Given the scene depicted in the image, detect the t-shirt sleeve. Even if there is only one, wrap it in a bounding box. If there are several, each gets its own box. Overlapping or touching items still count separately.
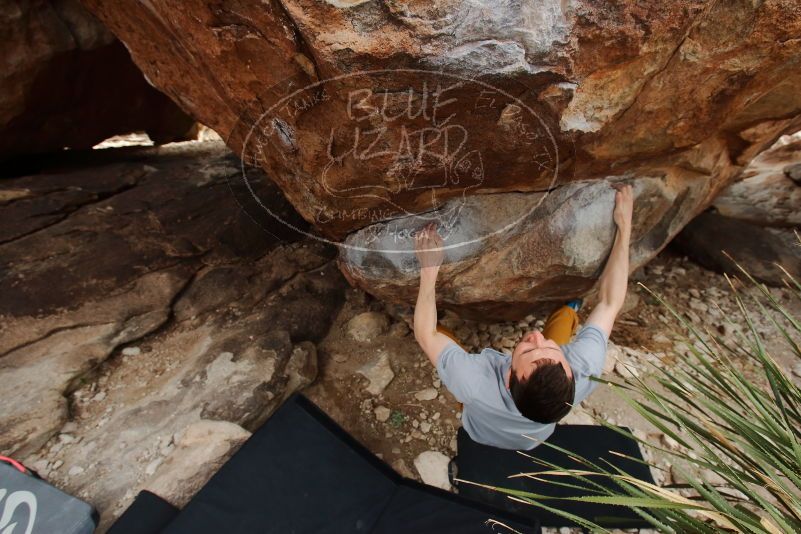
[435,342,486,404]
[563,324,609,404]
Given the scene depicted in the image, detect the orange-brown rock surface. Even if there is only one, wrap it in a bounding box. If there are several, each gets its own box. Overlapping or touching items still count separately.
[1,0,196,159]
[82,0,801,316]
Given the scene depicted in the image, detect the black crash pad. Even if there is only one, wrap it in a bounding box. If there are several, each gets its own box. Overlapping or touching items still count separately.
[455,425,656,528]
[108,491,178,534]
[156,395,537,534]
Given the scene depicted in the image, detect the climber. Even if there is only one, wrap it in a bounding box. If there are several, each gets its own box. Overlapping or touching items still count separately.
[412,183,634,450]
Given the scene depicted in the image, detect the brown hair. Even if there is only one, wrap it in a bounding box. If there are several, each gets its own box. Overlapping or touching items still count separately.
[509,362,576,423]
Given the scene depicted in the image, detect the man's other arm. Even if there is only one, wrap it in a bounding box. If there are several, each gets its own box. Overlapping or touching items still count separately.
[586,184,634,336]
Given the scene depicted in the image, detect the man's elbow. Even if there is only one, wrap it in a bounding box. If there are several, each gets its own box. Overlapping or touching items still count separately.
[595,299,623,323]
[598,285,626,313]
[413,327,431,350]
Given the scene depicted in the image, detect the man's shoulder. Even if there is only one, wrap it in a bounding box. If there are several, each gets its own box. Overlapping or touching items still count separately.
[563,324,609,377]
[476,347,509,368]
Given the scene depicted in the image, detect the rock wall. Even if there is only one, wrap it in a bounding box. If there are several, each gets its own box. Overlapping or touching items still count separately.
[80,0,801,315]
[713,132,801,227]
[0,0,196,159]
[674,131,801,286]
[0,141,348,527]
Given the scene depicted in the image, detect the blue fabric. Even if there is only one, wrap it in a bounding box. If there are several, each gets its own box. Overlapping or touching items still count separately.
[436,324,608,450]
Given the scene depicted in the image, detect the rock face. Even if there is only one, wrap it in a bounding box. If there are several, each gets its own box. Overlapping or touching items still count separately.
[675,132,801,286]
[342,173,713,318]
[0,140,347,528]
[81,0,801,314]
[674,211,801,286]
[713,133,801,227]
[0,0,195,159]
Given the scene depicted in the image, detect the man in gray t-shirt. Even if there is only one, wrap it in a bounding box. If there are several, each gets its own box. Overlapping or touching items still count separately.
[412,184,634,450]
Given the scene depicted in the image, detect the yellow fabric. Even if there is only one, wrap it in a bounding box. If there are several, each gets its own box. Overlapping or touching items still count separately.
[436,324,465,350]
[541,305,579,345]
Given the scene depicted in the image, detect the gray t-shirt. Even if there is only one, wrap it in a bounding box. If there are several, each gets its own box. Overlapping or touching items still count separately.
[436,324,609,450]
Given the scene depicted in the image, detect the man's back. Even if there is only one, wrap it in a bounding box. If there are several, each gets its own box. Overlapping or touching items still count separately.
[437,324,609,450]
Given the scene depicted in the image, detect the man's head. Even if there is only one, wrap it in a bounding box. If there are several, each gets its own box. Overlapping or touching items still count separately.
[508,330,575,424]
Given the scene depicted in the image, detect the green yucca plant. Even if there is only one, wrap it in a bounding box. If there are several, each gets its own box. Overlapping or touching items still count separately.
[488,250,801,533]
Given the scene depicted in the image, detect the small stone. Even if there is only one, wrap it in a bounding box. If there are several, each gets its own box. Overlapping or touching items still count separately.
[388,322,410,338]
[58,433,76,444]
[661,434,681,451]
[68,466,84,476]
[621,291,640,314]
[346,312,390,342]
[414,388,438,401]
[689,298,708,313]
[374,406,391,422]
[686,310,701,324]
[701,469,726,486]
[391,458,414,478]
[414,451,451,490]
[432,412,440,420]
[62,421,78,433]
[420,421,432,433]
[357,352,394,395]
[688,288,701,299]
[652,333,670,344]
[412,419,419,428]
[32,459,49,473]
[122,346,141,356]
[92,391,107,402]
[433,379,441,388]
[51,460,63,470]
[604,341,622,375]
[615,360,639,379]
[560,410,595,425]
[145,458,163,476]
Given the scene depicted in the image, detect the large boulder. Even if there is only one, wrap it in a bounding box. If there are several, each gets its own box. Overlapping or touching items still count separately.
[0,0,195,159]
[81,0,801,313]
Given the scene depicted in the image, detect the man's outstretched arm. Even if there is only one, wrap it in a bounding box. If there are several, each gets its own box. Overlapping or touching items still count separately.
[413,224,454,367]
[586,184,634,336]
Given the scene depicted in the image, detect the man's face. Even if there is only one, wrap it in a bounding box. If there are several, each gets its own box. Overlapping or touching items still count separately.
[510,330,573,382]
